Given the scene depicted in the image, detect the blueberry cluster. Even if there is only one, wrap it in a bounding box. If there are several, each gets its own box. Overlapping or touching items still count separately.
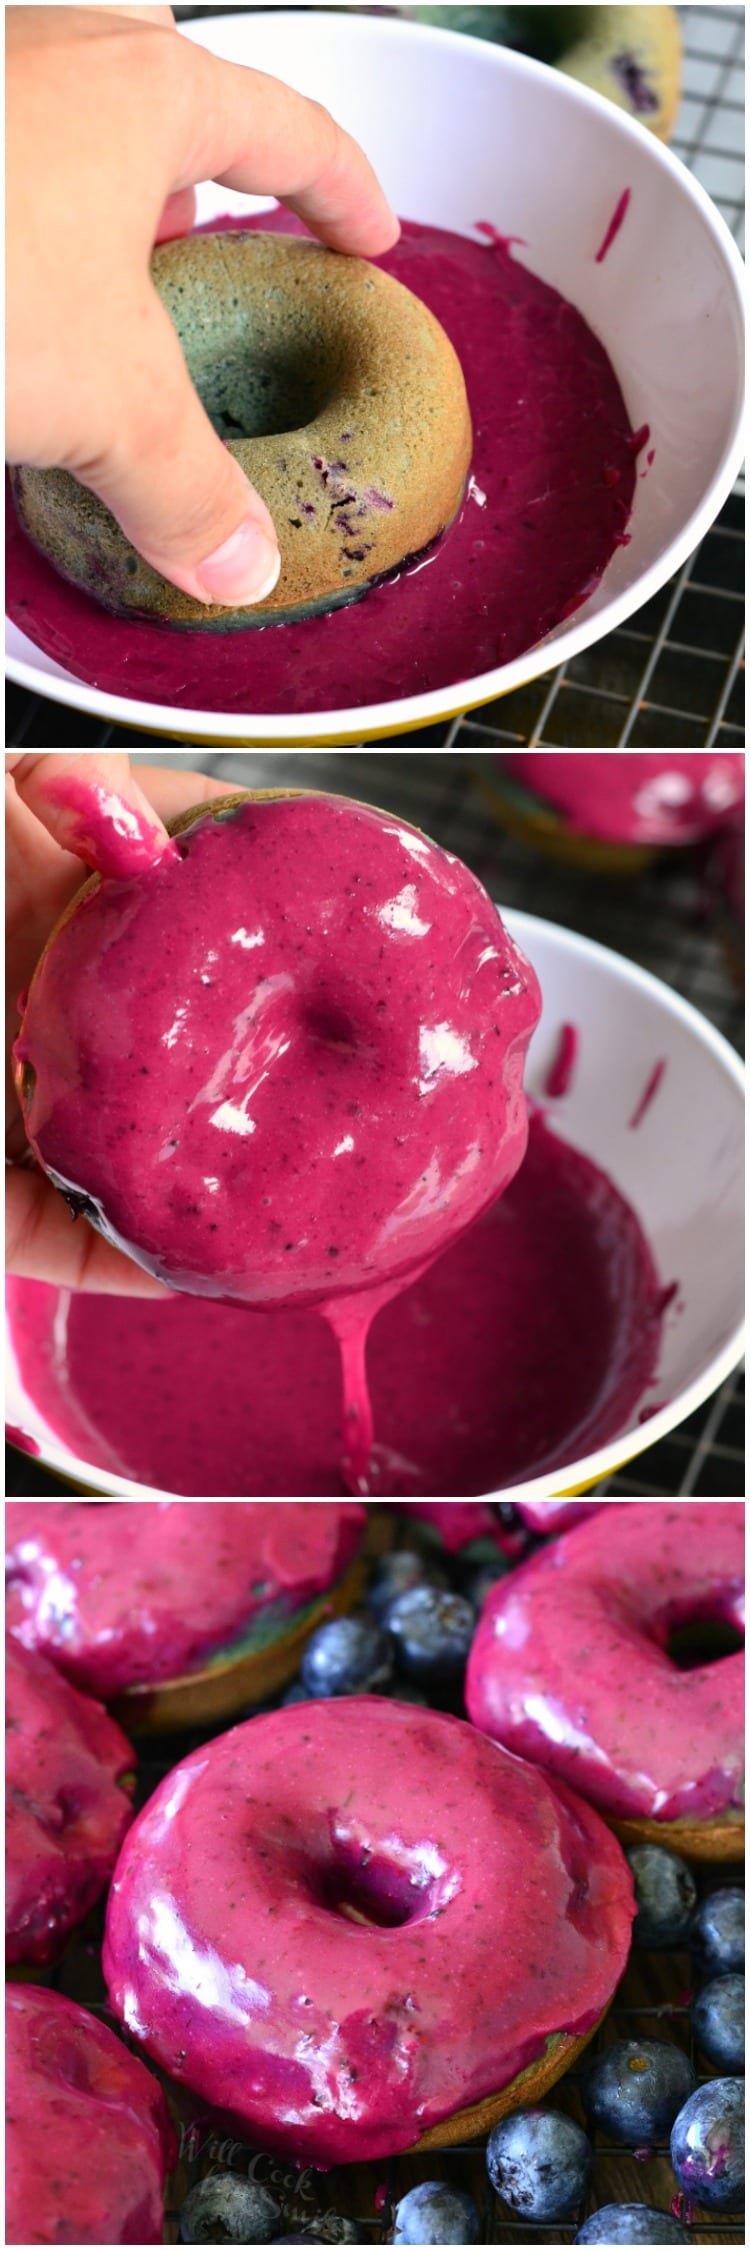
[284,1540,502,1705]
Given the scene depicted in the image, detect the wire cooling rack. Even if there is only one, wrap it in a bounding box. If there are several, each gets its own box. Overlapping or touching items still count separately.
[5,5,744,751]
[9,741,740,1506]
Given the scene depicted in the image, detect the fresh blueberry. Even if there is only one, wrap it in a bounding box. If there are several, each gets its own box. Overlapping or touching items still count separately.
[385,1584,475,1683]
[486,2108,592,2221]
[392,2181,481,2244]
[458,1540,513,1613]
[670,2078,744,2212]
[691,1887,744,1974]
[576,2207,690,2243]
[280,1679,311,1705]
[179,2173,281,2243]
[690,1973,744,2072]
[626,1846,697,1948]
[367,1549,447,1624]
[582,2040,695,2145]
[300,1614,393,1698]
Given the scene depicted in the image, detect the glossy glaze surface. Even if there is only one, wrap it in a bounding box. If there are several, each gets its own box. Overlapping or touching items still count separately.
[6,1632,134,1963]
[467,1504,744,1821]
[15,794,540,1309]
[500,755,744,845]
[5,1502,364,1695]
[6,1113,668,1496]
[7,213,642,715]
[6,1984,174,2246]
[517,1502,600,1532]
[103,1698,634,2162]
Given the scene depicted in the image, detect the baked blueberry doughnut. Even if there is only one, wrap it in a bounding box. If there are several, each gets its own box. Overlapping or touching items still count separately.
[6,1984,174,2247]
[103,1697,634,2162]
[6,1501,365,1731]
[482,754,745,873]
[467,1503,744,1860]
[12,231,472,628]
[6,1632,134,1966]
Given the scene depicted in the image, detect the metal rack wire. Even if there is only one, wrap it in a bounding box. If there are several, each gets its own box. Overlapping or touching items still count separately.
[5,5,744,751]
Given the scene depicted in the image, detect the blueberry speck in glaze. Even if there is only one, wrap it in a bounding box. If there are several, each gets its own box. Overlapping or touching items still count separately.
[367,1549,447,1625]
[691,1887,744,1974]
[486,2108,593,2221]
[179,2173,281,2243]
[582,2040,695,2145]
[385,1584,475,1683]
[300,1614,393,1698]
[392,2180,481,2244]
[626,1846,697,1949]
[670,2078,744,2212]
[690,1974,744,2072]
[576,2208,690,2244]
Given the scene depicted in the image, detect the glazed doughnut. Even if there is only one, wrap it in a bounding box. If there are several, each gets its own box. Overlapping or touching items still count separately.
[517,1501,600,1532]
[6,1501,365,1731]
[466,1504,744,1860]
[6,1633,134,1966]
[103,1697,634,2163]
[484,754,745,870]
[6,1985,174,2247]
[13,791,540,1311]
[12,232,472,628]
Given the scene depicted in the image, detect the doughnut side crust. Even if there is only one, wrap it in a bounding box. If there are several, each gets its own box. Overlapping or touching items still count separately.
[466,1502,744,1824]
[6,1985,174,2247]
[103,1698,634,2163]
[5,1633,135,1964]
[12,232,472,627]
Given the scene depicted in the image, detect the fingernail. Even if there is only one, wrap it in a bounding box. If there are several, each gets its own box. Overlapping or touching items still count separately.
[196,517,281,605]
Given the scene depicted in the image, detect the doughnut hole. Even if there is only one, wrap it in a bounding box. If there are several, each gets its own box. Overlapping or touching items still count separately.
[312,1823,458,1929]
[666,1615,744,1671]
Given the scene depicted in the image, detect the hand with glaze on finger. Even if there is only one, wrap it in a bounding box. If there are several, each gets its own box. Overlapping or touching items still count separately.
[5,752,228,1292]
[6,6,399,610]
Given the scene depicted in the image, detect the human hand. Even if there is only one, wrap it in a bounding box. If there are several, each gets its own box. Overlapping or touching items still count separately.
[6,5,399,608]
[6,751,230,1292]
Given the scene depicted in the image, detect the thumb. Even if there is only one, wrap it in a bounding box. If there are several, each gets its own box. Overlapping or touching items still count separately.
[76,283,280,608]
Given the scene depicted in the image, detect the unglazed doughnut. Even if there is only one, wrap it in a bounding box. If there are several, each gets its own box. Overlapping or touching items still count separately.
[6,1632,134,1965]
[103,1697,634,2163]
[12,231,472,629]
[467,1503,744,1860]
[6,1985,174,2247]
[404,6,681,138]
[13,791,540,1310]
[6,1501,365,1730]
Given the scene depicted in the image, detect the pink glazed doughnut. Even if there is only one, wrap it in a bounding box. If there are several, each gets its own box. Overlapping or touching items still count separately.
[466,1503,744,1860]
[6,1501,365,1732]
[103,1697,634,2163]
[6,1984,174,2247]
[6,1633,134,1965]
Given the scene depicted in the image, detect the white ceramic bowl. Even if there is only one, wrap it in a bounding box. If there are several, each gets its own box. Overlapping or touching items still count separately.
[6,8,745,745]
[6,909,745,1499]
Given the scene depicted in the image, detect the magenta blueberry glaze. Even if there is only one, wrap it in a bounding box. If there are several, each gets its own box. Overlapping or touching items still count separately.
[466,1503,744,1823]
[6,1114,668,1496]
[5,1502,364,1696]
[102,1698,634,2163]
[400,1503,503,1550]
[7,212,642,716]
[5,1632,134,1964]
[15,794,540,1311]
[42,772,177,881]
[499,755,745,845]
[517,1501,600,1532]
[6,1984,174,2247]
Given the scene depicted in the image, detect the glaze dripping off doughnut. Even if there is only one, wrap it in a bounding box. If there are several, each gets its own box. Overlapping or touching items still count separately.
[466,1503,744,1859]
[103,1697,634,2163]
[12,232,472,628]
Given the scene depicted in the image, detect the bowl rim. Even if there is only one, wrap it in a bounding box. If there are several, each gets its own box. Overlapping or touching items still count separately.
[5,906,745,1501]
[6,7,746,743]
